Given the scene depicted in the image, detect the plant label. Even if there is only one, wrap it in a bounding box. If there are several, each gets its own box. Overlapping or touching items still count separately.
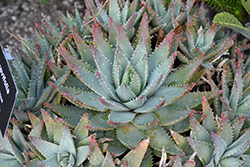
[0,44,17,137]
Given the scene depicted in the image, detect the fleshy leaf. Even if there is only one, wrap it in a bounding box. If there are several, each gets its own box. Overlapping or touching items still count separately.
[171,130,193,155]
[121,138,149,167]
[211,132,227,164]
[187,137,214,165]
[155,106,194,126]
[45,103,87,127]
[116,83,136,102]
[28,111,41,127]
[51,83,104,111]
[148,30,174,73]
[164,53,204,85]
[116,123,144,148]
[140,55,175,97]
[92,46,113,82]
[12,120,28,151]
[59,46,106,97]
[232,116,245,140]
[222,139,250,158]
[123,95,147,109]
[108,111,136,125]
[109,0,120,26]
[93,23,114,62]
[128,72,141,96]
[190,115,212,144]
[73,113,89,143]
[113,46,130,88]
[171,90,223,109]
[89,135,105,167]
[53,120,64,145]
[219,157,245,167]
[117,23,133,59]
[59,126,76,157]
[72,28,95,67]
[99,97,129,111]
[76,146,90,166]
[104,130,127,157]
[134,98,165,113]
[230,129,250,151]
[136,12,151,52]
[153,83,195,106]
[59,45,94,72]
[37,154,58,167]
[219,112,233,146]
[41,109,54,142]
[149,127,185,156]
[135,52,148,91]
[96,70,120,101]
[101,152,116,167]
[229,59,242,112]
[202,96,216,132]
[108,17,118,47]
[88,113,115,130]
[132,113,158,129]
[29,136,59,158]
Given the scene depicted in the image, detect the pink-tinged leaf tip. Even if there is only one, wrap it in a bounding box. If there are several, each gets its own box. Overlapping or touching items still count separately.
[221,112,228,123]
[155,99,165,108]
[108,121,123,126]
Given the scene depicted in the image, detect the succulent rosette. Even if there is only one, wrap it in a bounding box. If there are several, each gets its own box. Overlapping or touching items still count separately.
[49,12,222,156]
[28,110,90,167]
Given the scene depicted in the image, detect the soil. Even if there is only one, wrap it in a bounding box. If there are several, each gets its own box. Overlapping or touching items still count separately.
[0,0,85,48]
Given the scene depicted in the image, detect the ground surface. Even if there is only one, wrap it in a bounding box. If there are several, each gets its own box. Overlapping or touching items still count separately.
[0,0,85,48]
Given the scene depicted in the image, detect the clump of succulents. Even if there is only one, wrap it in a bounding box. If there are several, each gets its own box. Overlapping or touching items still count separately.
[0,107,151,166]
[10,44,70,124]
[178,1,234,70]
[187,96,250,166]
[2,0,250,166]
[0,119,34,167]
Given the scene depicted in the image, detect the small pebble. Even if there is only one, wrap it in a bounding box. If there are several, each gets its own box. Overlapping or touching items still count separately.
[11,16,17,21]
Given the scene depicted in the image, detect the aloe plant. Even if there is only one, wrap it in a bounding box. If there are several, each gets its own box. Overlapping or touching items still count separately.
[29,112,90,167]
[187,96,250,166]
[145,0,195,34]
[0,119,42,167]
[48,5,225,159]
[10,46,70,123]
[202,38,250,123]
[178,2,234,70]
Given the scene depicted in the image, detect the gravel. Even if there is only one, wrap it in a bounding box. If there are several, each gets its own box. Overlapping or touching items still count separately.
[0,0,85,48]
